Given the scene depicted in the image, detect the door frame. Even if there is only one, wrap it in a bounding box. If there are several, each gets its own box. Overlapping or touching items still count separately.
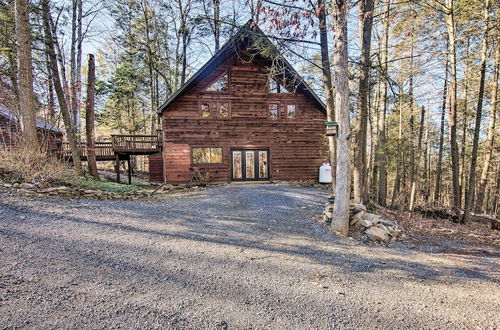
[230,148,270,182]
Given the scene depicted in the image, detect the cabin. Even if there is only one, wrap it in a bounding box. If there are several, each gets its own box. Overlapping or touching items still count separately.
[0,105,63,152]
[155,21,328,184]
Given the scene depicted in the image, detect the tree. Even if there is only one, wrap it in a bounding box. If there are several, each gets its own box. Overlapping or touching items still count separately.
[353,0,374,204]
[42,0,83,176]
[330,0,350,236]
[475,41,499,213]
[86,54,98,179]
[462,0,491,224]
[14,0,39,149]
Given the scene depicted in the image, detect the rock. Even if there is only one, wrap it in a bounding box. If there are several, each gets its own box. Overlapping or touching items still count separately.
[19,183,35,189]
[360,219,373,228]
[350,210,365,225]
[83,190,97,194]
[2,183,13,188]
[13,183,19,188]
[350,203,366,215]
[365,226,390,242]
[364,213,382,224]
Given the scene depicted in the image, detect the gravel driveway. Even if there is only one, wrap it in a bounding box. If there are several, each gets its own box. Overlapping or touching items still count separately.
[0,184,498,329]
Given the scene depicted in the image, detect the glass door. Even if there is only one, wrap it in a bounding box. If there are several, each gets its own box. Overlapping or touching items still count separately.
[231,150,269,181]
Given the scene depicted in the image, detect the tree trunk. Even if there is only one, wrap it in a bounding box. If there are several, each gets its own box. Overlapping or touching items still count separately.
[14,0,39,150]
[69,0,83,137]
[213,0,220,52]
[462,0,491,224]
[376,0,390,206]
[86,54,98,179]
[42,0,83,176]
[409,105,425,212]
[318,0,337,194]
[475,42,499,213]
[434,58,448,203]
[45,52,56,123]
[353,0,374,204]
[444,0,461,216]
[330,0,351,236]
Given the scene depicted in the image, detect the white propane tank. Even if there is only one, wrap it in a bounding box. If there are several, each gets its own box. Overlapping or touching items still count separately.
[319,162,332,183]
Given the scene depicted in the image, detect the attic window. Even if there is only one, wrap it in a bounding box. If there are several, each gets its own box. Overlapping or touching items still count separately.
[269,104,279,119]
[201,103,211,117]
[206,73,228,91]
[287,104,296,118]
[268,76,289,93]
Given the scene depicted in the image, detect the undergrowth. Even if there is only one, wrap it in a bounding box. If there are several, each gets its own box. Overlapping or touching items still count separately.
[0,146,142,193]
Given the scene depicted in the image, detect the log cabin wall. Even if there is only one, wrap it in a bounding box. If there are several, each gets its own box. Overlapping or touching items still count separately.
[162,55,328,184]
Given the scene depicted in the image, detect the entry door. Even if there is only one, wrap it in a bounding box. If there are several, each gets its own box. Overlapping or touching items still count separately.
[231,150,269,181]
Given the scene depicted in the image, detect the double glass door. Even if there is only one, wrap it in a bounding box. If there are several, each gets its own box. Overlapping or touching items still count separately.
[231,149,269,181]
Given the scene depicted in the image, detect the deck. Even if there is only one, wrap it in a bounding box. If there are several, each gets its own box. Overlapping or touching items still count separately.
[60,133,162,161]
[59,132,162,184]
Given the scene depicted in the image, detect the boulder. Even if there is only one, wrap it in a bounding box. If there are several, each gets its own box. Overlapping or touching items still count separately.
[364,213,382,224]
[350,203,367,215]
[360,219,373,228]
[350,210,365,226]
[365,226,390,242]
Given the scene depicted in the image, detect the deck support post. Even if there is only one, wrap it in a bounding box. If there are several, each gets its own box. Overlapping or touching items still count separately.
[115,155,121,183]
[127,156,132,185]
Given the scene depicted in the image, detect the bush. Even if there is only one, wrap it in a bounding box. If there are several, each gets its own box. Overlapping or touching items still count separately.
[0,146,76,185]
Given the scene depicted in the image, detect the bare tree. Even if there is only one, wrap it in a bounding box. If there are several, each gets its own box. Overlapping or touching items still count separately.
[462,0,491,223]
[85,54,98,179]
[434,57,448,203]
[42,0,83,176]
[14,0,39,149]
[475,41,499,213]
[330,0,351,236]
[353,0,374,204]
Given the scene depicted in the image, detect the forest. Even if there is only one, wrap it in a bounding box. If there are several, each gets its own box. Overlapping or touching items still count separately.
[0,0,498,232]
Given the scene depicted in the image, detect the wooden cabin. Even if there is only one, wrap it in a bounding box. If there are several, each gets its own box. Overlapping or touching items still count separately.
[0,105,63,152]
[155,21,328,184]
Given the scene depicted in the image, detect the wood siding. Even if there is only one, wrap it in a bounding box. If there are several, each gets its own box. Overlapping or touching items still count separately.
[0,116,63,152]
[161,55,327,184]
[148,152,164,183]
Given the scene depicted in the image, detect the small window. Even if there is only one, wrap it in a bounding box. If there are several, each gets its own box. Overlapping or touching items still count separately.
[219,102,229,117]
[201,103,211,117]
[269,104,279,119]
[206,73,228,91]
[268,76,289,93]
[192,147,223,164]
[287,104,296,118]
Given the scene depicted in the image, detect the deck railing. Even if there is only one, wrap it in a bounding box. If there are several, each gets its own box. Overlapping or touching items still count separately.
[61,141,114,159]
[112,133,162,153]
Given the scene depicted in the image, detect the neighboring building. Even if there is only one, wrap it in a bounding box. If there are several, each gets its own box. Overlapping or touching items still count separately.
[0,105,63,151]
[155,21,328,184]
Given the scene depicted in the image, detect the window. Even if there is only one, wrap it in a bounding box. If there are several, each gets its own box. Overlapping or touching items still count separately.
[287,104,296,118]
[268,104,279,119]
[268,76,289,93]
[201,103,211,117]
[219,102,229,117]
[206,73,228,91]
[192,147,223,164]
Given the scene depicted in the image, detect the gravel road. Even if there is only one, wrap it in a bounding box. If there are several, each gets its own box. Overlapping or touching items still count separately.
[0,184,498,329]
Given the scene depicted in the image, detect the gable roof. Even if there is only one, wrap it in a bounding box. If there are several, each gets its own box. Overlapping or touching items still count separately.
[0,105,63,134]
[157,20,326,114]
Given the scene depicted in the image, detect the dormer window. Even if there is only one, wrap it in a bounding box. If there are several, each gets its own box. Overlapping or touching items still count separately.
[206,72,228,91]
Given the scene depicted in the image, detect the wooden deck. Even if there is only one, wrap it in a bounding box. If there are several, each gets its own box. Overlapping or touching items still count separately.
[60,132,162,161]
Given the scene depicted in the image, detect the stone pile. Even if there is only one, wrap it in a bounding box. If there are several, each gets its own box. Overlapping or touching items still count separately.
[1,183,152,200]
[324,202,401,243]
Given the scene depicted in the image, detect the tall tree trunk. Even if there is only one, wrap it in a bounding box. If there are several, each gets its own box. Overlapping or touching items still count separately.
[353,0,374,204]
[42,0,83,176]
[45,52,56,122]
[376,0,390,206]
[213,0,220,52]
[475,42,499,213]
[318,0,337,194]
[444,0,461,216]
[14,0,39,149]
[409,105,425,212]
[462,0,491,223]
[70,0,83,137]
[460,37,470,205]
[86,54,98,179]
[434,57,448,203]
[331,0,350,236]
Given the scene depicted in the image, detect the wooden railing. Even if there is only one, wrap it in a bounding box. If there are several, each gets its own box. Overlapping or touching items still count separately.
[58,131,162,159]
[112,133,162,153]
[61,141,114,159]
